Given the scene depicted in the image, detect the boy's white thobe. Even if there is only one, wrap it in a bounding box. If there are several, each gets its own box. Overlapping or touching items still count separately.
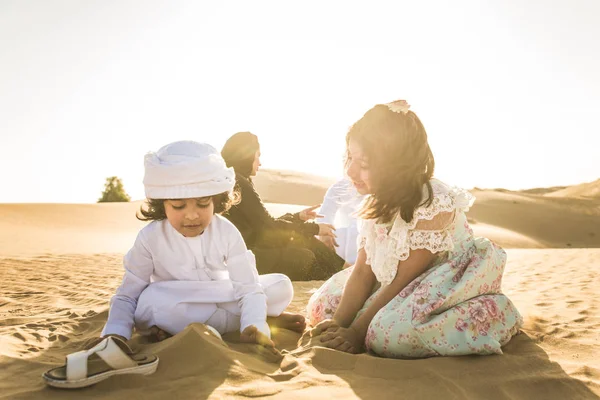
[317,178,366,264]
[102,215,292,339]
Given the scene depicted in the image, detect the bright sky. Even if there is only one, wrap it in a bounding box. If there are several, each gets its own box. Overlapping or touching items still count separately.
[1,0,599,203]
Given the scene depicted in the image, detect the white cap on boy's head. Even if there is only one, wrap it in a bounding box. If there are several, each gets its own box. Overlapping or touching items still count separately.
[143,141,235,199]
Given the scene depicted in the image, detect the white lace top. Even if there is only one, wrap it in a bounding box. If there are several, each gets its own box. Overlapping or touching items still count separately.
[358,179,475,286]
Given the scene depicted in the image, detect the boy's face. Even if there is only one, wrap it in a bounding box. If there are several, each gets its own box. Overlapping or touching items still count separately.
[164,197,214,237]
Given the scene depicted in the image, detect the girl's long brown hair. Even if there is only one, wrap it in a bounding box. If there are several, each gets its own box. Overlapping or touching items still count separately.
[347,104,435,224]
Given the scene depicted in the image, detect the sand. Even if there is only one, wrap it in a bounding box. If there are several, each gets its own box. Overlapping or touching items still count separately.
[544,178,600,200]
[1,172,599,399]
[253,169,337,206]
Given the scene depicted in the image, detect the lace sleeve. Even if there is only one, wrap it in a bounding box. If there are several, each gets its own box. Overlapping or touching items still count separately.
[389,183,473,261]
[363,181,474,286]
[408,211,455,254]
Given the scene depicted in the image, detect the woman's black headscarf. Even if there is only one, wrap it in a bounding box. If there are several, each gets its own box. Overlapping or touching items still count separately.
[221,131,260,178]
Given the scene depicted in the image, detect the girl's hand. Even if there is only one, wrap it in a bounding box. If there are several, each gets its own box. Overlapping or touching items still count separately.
[310,319,340,336]
[320,326,362,354]
[298,205,324,221]
[240,325,282,362]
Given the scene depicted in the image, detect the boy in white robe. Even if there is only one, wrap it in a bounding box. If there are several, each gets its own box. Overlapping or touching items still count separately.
[316,177,365,264]
[99,141,305,354]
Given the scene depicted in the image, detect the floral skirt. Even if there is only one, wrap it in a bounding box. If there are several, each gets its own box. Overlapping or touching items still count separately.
[306,237,523,358]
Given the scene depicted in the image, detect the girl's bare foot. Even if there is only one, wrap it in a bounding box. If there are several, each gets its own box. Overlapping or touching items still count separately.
[240,325,283,362]
[268,312,307,333]
[149,325,172,342]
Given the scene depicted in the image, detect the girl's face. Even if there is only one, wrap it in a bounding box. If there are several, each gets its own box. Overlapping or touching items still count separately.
[251,149,261,176]
[346,139,372,195]
[164,197,214,237]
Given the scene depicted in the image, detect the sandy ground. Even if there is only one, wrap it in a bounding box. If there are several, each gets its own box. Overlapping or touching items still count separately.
[1,173,599,399]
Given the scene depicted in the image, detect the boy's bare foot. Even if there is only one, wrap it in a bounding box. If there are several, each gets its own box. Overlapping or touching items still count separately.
[267,312,306,333]
[240,325,283,363]
[149,325,172,342]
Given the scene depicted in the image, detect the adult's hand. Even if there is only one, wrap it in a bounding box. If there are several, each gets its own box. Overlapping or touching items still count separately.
[318,235,338,250]
[318,223,337,238]
[298,205,324,221]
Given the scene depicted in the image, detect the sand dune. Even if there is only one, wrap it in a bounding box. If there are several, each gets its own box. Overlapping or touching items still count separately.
[0,202,147,255]
[1,173,599,398]
[0,202,305,256]
[2,173,599,256]
[253,170,600,249]
[517,186,568,195]
[545,178,600,199]
[253,169,336,206]
[467,189,600,248]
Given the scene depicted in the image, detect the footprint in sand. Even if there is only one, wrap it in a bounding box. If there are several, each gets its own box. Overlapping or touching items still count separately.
[76,322,92,330]
[545,327,560,335]
[557,331,575,339]
[47,333,69,342]
[25,323,52,329]
[566,300,583,308]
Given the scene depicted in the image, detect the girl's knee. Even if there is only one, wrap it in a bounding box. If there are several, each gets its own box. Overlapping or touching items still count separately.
[365,317,427,358]
[364,321,387,355]
[306,289,341,326]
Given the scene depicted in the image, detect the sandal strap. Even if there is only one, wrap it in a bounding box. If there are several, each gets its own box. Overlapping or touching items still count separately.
[66,337,137,381]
